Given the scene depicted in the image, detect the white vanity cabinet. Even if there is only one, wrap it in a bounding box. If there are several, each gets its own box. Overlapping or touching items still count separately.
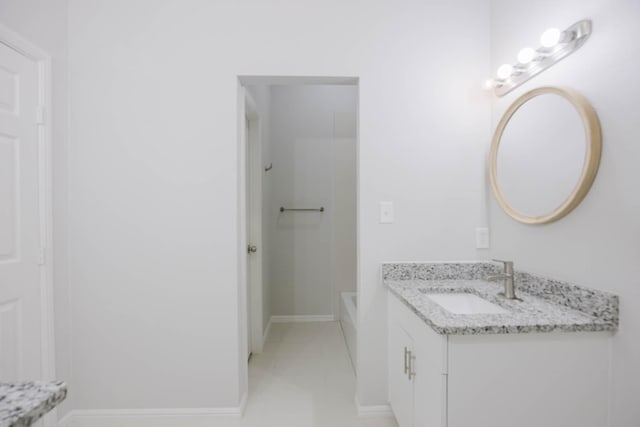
[387,291,611,427]
[387,319,416,427]
[388,293,447,427]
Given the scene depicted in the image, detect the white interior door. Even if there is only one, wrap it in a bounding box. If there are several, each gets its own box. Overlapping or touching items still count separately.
[245,117,252,360]
[0,41,43,381]
[244,90,263,357]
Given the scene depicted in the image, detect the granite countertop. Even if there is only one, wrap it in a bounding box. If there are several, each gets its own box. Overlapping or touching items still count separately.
[0,381,67,427]
[383,262,619,336]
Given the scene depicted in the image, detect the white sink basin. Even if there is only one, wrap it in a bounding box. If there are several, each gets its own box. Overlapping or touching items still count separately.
[425,293,509,315]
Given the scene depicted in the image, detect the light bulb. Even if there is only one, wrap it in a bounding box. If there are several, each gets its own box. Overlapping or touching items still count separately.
[517,47,535,64]
[497,64,513,79]
[540,28,561,47]
[483,79,495,90]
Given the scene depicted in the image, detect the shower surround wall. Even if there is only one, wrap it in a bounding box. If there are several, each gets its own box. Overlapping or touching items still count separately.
[267,85,357,319]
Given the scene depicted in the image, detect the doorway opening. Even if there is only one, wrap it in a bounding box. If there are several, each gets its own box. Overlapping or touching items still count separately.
[238,76,359,416]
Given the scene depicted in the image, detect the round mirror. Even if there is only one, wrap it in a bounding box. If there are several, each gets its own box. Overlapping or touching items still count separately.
[489,87,601,224]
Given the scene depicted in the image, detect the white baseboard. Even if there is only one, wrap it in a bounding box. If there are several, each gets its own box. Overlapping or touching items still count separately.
[58,399,247,427]
[270,315,335,323]
[354,395,395,418]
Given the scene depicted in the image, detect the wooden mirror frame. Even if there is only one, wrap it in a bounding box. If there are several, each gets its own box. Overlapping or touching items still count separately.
[489,87,602,224]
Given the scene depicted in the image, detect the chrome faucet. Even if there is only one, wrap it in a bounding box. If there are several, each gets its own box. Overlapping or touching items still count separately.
[487,259,517,299]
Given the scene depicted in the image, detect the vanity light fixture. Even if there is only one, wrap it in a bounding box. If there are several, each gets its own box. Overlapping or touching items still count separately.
[540,28,562,48]
[486,19,592,97]
[497,64,514,79]
[517,47,535,65]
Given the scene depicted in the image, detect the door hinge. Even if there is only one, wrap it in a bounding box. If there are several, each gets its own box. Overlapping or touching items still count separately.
[36,106,45,126]
[37,247,46,265]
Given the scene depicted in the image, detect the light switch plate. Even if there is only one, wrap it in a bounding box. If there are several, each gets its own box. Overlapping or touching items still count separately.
[379,201,394,224]
[476,227,490,249]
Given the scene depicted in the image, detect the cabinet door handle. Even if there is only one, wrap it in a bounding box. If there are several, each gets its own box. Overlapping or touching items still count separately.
[408,353,416,380]
[404,347,409,374]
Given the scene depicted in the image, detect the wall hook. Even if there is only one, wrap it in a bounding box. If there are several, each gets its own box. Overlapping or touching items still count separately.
[264,163,273,172]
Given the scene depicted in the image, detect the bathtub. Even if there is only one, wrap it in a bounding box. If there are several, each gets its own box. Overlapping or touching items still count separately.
[340,291,357,374]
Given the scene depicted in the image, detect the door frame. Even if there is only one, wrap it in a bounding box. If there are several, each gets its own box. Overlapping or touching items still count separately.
[0,24,56,426]
[236,76,359,409]
[245,90,263,356]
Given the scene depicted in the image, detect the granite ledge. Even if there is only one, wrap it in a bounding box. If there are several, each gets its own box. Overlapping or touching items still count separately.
[0,381,67,427]
[383,262,619,336]
[387,279,617,335]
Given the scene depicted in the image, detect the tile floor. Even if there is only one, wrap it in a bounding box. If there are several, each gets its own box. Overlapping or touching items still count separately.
[238,321,398,427]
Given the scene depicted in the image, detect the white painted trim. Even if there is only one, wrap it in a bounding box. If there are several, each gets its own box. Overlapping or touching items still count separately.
[244,89,259,120]
[37,43,56,393]
[354,395,395,418]
[270,315,335,323]
[239,75,358,86]
[238,391,248,416]
[0,24,56,427]
[237,84,250,404]
[354,84,363,423]
[57,404,247,426]
[262,316,272,347]
[0,25,50,60]
[57,411,73,427]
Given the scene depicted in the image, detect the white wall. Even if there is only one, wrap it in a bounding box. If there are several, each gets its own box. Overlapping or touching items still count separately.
[489,1,640,425]
[67,0,491,410]
[267,85,356,318]
[0,0,72,417]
